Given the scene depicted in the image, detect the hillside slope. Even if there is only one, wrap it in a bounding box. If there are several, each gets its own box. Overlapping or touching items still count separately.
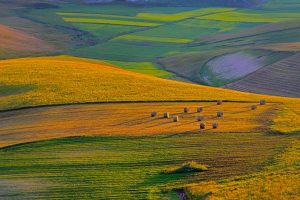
[224,53,300,97]
[0,56,291,111]
[0,24,54,59]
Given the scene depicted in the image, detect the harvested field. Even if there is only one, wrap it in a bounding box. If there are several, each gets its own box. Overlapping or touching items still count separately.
[0,102,281,148]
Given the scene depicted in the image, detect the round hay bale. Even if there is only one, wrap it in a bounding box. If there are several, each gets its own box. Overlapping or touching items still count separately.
[217,111,223,118]
[217,100,223,105]
[184,107,189,113]
[164,112,170,118]
[200,122,205,129]
[151,112,157,117]
[197,107,203,113]
[212,122,218,129]
[260,99,266,105]
[173,115,179,122]
[251,105,257,110]
[196,116,204,121]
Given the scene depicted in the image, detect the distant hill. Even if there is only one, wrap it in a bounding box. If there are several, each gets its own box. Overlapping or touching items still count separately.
[0,24,54,59]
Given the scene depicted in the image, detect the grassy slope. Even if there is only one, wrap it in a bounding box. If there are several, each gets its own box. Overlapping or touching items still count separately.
[0,55,275,109]
[0,24,54,58]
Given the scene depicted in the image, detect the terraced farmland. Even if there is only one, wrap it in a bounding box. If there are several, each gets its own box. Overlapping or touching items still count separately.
[224,53,300,98]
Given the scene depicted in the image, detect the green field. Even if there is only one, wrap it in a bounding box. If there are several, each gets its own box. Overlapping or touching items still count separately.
[197,10,298,23]
[136,7,235,21]
[0,133,295,199]
[105,60,174,78]
[19,3,299,88]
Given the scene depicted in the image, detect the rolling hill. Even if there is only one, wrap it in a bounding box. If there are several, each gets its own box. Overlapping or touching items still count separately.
[0,55,273,111]
[0,24,54,59]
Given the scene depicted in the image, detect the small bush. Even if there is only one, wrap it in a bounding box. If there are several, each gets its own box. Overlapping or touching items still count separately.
[162,161,208,174]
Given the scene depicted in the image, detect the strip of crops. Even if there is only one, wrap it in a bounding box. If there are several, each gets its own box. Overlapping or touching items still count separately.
[113,34,193,43]
[63,17,161,27]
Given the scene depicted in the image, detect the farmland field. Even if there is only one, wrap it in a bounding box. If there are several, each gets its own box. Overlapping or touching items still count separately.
[0,56,298,199]
[1,1,300,199]
[0,132,296,199]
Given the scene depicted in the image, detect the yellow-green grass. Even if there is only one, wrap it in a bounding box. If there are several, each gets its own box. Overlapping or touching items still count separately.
[186,140,300,199]
[136,8,235,22]
[112,34,193,44]
[0,56,299,134]
[0,132,295,199]
[198,10,300,23]
[104,60,174,78]
[62,17,161,27]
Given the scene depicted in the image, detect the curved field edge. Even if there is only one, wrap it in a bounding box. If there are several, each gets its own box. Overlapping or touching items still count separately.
[0,56,299,134]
